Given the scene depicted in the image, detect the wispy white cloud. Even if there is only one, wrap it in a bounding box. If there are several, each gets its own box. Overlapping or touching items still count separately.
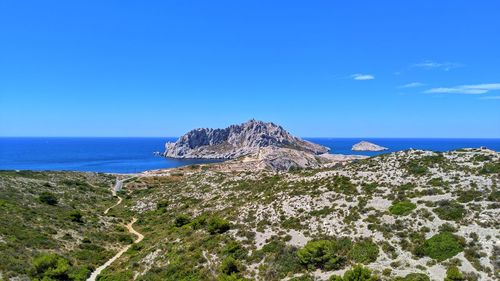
[413,60,463,71]
[351,74,374,81]
[424,83,500,95]
[400,82,424,88]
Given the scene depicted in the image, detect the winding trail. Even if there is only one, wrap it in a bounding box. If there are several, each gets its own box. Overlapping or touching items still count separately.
[103,178,125,214]
[86,177,143,281]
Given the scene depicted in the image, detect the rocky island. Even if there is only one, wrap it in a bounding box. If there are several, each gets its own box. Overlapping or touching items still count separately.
[352,141,388,151]
[162,120,365,171]
[164,119,330,159]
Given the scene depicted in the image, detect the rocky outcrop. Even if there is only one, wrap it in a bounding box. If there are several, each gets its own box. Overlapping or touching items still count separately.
[352,141,388,151]
[164,120,330,159]
[178,146,368,172]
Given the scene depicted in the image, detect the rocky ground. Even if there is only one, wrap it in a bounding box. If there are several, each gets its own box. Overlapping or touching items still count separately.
[103,148,499,280]
[1,148,498,281]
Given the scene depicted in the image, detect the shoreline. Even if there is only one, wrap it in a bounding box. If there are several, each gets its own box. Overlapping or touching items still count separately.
[2,146,498,175]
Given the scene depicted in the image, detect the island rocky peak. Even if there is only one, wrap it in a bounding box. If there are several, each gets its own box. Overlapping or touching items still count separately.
[164,119,330,159]
[352,141,388,151]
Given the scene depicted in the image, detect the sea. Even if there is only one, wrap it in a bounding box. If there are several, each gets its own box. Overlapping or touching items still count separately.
[0,137,499,174]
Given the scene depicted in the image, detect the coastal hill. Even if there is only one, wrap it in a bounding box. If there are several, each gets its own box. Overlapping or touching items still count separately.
[3,148,498,280]
[164,119,330,159]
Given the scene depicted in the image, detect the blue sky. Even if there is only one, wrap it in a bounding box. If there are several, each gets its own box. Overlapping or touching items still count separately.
[1,1,499,137]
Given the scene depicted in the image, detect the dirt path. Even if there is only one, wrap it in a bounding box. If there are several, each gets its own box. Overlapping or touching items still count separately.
[126,218,144,243]
[104,195,122,215]
[103,177,128,214]
[86,178,143,281]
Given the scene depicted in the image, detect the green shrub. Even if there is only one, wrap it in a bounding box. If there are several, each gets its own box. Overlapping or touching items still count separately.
[434,200,465,221]
[329,175,358,195]
[420,233,464,261]
[31,253,70,280]
[405,155,445,175]
[254,239,302,279]
[406,164,428,175]
[39,191,58,205]
[457,190,482,203]
[329,264,379,281]
[350,240,379,264]
[282,217,303,229]
[220,256,242,275]
[428,178,446,187]
[444,266,465,281]
[223,241,248,260]
[389,201,417,216]
[438,223,457,233]
[393,273,430,281]
[362,183,378,194]
[297,238,352,270]
[487,189,499,202]
[207,216,230,234]
[156,200,169,209]
[479,162,500,174]
[68,210,83,223]
[174,214,191,227]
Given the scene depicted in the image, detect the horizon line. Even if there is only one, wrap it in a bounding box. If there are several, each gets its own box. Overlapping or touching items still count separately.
[1,136,499,140]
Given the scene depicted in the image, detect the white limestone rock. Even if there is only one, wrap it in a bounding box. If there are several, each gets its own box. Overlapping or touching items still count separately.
[164,119,330,159]
[352,141,388,151]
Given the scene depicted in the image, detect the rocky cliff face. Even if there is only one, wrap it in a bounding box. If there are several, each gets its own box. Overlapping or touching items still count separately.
[164,120,330,159]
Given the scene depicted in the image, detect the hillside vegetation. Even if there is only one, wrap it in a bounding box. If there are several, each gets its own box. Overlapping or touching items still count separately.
[0,148,498,281]
[0,171,133,281]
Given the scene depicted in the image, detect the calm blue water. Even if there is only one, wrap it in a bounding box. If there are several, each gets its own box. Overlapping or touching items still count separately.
[306,138,500,157]
[0,137,499,173]
[0,138,219,174]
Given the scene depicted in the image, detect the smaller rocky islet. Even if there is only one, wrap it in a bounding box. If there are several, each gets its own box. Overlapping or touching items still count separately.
[352,141,389,151]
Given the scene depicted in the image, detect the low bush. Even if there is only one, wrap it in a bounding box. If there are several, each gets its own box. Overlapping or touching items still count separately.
[389,201,417,216]
[156,200,168,210]
[39,191,58,205]
[174,214,191,227]
[31,253,71,280]
[328,176,358,195]
[252,238,302,279]
[68,210,83,223]
[223,241,248,260]
[393,273,430,281]
[207,216,230,234]
[457,190,482,203]
[420,232,464,261]
[362,183,378,194]
[329,264,379,281]
[405,155,445,176]
[350,240,379,264]
[220,257,245,278]
[297,239,352,270]
[434,200,465,221]
[406,164,428,175]
[444,266,465,281]
[479,162,500,174]
[428,178,446,187]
